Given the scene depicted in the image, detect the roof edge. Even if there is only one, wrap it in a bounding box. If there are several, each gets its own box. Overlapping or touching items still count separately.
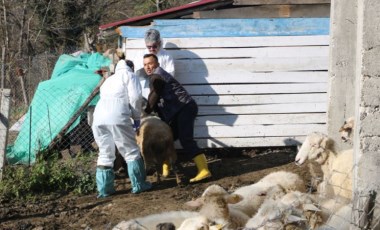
[99,0,225,31]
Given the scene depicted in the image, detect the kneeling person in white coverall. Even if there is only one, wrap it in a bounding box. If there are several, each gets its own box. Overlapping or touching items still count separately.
[92,59,151,197]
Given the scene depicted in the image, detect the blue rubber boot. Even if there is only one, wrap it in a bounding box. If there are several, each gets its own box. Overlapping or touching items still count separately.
[96,167,115,198]
[127,158,152,194]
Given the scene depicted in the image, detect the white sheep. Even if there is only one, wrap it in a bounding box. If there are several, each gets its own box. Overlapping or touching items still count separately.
[282,191,323,229]
[245,191,323,230]
[295,132,353,201]
[258,171,306,193]
[136,115,183,186]
[316,203,352,230]
[244,199,304,229]
[112,210,200,230]
[307,117,354,193]
[229,171,306,217]
[249,194,352,230]
[185,184,250,230]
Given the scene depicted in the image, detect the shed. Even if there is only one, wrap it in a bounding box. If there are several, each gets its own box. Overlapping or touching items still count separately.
[99,0,331,148]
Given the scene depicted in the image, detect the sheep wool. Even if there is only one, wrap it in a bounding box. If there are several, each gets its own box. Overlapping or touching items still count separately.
[136,115,183,185]
[185,184,250,230]
[112,211,200,230]
[230,171,306,217]
[295,132,353,201]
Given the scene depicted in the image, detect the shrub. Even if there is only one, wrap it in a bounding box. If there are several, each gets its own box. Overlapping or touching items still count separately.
[0,152,97,201]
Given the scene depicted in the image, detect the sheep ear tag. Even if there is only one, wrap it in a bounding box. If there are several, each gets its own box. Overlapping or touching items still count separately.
[225,194,243,204]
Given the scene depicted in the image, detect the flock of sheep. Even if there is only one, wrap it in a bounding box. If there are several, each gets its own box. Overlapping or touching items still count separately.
[113,116,355,229]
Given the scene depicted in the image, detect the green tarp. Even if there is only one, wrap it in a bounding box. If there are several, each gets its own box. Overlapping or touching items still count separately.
[6,52,111,164]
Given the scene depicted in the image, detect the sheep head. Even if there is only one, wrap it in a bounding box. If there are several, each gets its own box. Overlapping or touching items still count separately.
[339,117,354,143]
[201,184,228,197]
[295,132,331,166]
[185,185,243,221]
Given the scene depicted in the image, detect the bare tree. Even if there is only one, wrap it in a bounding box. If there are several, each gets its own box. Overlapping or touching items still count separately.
[17,0,28,58]
[1,0,9,51]
[152,0,164,11]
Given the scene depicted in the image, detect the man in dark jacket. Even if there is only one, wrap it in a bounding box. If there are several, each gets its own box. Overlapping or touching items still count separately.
[143,53,211,183]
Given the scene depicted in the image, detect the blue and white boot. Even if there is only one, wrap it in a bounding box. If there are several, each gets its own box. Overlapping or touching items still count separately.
[96,166,116,198]
[127,158,152,194]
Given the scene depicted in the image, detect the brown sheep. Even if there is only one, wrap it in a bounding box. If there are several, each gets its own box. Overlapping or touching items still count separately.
[136,116,184,186]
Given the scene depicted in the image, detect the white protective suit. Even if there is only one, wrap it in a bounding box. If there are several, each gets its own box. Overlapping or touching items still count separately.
[92,60,142,167]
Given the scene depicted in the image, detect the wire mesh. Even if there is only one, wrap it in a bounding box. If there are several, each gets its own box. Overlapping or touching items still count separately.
[4,54,98,164]
[306,157,380,229]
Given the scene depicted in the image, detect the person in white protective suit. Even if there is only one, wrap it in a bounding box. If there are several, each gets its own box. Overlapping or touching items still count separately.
[92,59,151,197]
[135,28,175,99]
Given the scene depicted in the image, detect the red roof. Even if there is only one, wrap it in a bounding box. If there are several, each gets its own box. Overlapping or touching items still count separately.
[99,0,232,31]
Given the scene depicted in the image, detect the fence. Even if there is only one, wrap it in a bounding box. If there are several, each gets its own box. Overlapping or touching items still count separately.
[0,89,11,180]
[4,53,99,165]
[6,53,58,125]
[311,158,380,229]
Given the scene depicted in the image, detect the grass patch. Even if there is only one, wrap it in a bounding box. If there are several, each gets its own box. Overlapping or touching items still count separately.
[0,152,97,202]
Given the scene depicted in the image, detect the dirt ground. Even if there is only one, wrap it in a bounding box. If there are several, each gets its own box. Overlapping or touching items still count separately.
[0,147,311,230]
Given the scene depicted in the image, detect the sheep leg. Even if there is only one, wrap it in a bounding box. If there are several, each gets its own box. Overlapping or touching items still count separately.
[155,164,161,184]
[172,162,187,187]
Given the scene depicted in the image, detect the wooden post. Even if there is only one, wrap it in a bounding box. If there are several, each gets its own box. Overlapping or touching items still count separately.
[47,73,106,151]
[20,74,28,105]
[16,67,28,106]
[0,89,11,180]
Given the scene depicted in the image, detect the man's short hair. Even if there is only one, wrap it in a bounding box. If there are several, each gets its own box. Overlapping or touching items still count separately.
[144,29,161,44]
[126,59,134,72]
[143,53,159,63]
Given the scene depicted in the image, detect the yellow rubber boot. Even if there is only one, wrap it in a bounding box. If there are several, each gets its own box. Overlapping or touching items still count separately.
[162,161,170,177]
[190,154,212,183]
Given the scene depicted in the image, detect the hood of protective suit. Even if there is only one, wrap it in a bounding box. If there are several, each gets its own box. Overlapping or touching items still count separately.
[115,60,133,73]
